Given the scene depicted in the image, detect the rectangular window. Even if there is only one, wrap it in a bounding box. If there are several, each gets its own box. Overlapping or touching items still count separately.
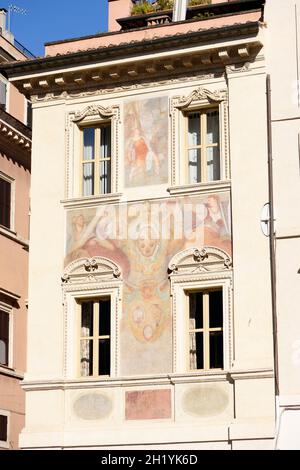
[27,101,33,128]
[188,289,223,371]
[81,124,111,197]
[79,298,111,377]
[0,177,11,229]
[0,310,9,367]
[187,108,220,184]
[0,80,7,110]
[0,415,8,442]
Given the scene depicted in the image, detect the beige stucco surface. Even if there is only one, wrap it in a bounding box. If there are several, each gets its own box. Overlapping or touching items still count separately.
[4,0,279,451]
[45,11,260,56]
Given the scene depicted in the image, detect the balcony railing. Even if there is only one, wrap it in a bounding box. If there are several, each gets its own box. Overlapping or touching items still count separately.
[0,28,35,59]
[14,38,35,59]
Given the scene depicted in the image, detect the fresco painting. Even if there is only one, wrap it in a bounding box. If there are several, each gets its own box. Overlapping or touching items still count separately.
[125,390,172,420]
[124,97,169,187]
[66,193,231,376]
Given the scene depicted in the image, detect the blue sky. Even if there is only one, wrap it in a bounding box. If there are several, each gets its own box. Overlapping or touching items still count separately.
[1,0,109,57]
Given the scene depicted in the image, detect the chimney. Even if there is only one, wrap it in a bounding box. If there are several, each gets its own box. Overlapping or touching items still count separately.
[108,0,133,32]
[172,0,188,22]
[0,8,7,33]
[0,8,14,44]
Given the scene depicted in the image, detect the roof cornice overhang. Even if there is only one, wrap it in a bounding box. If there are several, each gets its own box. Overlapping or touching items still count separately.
[0,109,31,164]
[0,21,263,99]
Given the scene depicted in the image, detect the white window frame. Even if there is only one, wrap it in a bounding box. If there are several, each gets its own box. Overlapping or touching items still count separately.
[77,296,112,378]
[184,107,220,184]
[0,302,13,370]
[185,286,224,371]
[62,256,122,380]
[80,123,112,197]
[66,104,121,201]
[0,171,15,233]
[168,246,233,374]
[170,86,229,191]
[0,409,10,449]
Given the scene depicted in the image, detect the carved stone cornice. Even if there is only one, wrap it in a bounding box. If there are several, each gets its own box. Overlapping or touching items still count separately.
[168,246,232,277]
[0,119,31,152]
[3,21,262,80]
[174,87,226,109]
[62,256,122,285]
[3,28,262,103]
[30,71,219,103]
[72,104,118,123]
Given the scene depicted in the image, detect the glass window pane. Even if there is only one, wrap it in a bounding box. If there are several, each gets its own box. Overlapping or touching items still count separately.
[189,293,203,330]
[99,299,111,336]
[83,128,95,160]
[207,147,220,182]
[209,331,223,369]
[188,149,201,184]
[81,302,93,337]
[83,162,94,196]
[209,290,223,328]
[80,339,93,376]
[188,113,200,146]
[100,160,111,194]
[189,332,203,370]
[98,339,110,376]
[100,124,111,158]
[0,311,9,366]
[0,178,11,229]
[0,415,7,442]
[206,110,219,145]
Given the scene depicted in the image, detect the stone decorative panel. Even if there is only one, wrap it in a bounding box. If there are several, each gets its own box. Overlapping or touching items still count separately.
[182,385,229,418]
[125,389,171,420]
[73,393,113,420]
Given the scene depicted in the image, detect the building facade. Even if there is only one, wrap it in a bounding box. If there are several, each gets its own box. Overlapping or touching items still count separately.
[0,8,32,450]
[3,0,278,449]
[264,0,300,450]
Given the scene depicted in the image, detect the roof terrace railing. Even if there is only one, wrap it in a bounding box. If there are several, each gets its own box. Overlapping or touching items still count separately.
[13,38,35,59]
[0,27,35,59]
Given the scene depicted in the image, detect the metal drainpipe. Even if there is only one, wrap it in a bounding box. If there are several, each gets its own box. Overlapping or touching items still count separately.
[266,74,279,399]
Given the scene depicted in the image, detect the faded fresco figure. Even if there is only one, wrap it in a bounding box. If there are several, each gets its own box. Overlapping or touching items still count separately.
[65,193,231,375]
[204,194,231,253]
[124,97,168,187]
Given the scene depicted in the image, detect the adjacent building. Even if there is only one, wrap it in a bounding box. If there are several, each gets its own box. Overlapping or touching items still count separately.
[264,0,300,450]
[0,8,32,450]
[3,0,298,449]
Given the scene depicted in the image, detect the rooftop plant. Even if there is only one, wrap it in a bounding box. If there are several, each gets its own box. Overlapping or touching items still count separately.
[131,0,211,16]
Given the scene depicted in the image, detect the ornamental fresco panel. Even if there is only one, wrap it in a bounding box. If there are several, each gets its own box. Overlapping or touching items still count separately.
[65,192,231,376]
[124,96,169,187]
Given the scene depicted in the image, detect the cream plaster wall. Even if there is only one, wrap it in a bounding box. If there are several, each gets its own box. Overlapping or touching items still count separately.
[26,103,65,380]
[228,70,274,370]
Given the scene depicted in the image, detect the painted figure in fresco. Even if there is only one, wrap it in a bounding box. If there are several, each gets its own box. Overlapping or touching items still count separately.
[203,194,231,254]
[124,97,168,187]
[126,128,160,185]
[65,194,231,350]
[65,208,131,279]
[124,222,181,344]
